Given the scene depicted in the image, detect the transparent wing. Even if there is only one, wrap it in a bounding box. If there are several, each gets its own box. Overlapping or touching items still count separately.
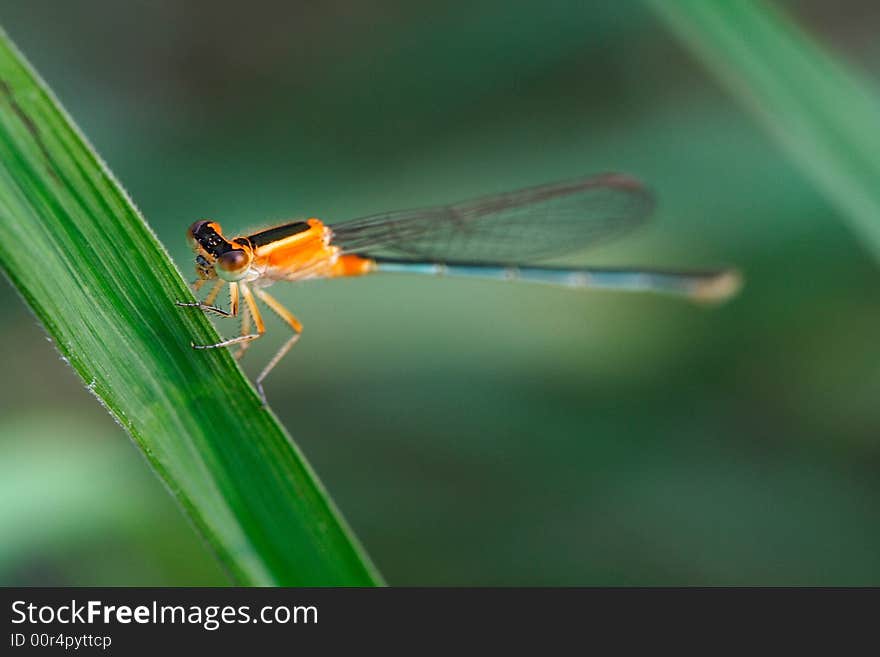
[329,173,655,265]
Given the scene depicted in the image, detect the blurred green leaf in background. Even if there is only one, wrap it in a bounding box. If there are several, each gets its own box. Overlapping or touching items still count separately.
[1,0,879,585]
[650,0,880,260]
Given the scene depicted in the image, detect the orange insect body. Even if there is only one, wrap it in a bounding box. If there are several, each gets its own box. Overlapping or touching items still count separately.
[248,218,374,284]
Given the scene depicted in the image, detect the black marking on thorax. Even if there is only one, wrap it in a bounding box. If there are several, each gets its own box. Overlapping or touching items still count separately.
[194,224,233,257]
[248,221,311,248]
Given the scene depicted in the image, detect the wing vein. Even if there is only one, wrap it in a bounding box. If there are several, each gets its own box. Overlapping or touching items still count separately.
[329,173,654,265]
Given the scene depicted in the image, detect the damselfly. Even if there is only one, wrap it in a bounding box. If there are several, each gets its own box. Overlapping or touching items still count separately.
[178,173,741,401]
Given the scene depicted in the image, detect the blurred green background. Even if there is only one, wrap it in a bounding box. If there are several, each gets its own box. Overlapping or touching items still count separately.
[2,0,880,585]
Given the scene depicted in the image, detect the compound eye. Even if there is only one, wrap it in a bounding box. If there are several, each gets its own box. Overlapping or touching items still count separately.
[215,249,249,281]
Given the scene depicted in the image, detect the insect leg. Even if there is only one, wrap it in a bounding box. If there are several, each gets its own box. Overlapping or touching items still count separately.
[176,280,234,317]
[192,283,262,348]
[252,288,303,404]
[233,303,253,360]
[229,282,239,317]
[190,282,260,350]
[204,279,224,305]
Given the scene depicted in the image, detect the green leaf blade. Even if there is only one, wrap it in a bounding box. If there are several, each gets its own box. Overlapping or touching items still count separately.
[0,31,382,586]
